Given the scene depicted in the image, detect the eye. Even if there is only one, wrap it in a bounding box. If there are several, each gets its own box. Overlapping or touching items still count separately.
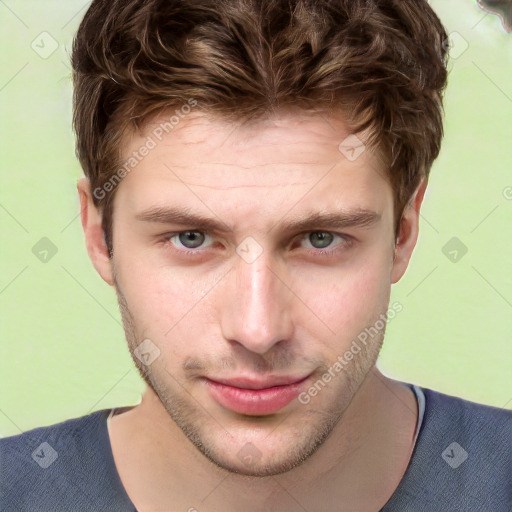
[168,231,213,250]
[159,230,352,257]
[304,232,334,249]
[299,231,351,254]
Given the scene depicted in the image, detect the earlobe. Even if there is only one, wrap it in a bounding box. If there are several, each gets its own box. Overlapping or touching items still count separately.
[391,180,427,284]
[77,178,115,286]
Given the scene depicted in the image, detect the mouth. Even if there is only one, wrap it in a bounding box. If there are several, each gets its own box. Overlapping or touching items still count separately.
[203,373,312,416]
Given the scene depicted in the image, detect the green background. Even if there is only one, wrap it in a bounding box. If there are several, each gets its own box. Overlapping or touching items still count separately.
[1,0,511,436]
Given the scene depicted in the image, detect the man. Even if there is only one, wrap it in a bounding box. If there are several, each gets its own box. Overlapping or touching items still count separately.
[1,0,510,510]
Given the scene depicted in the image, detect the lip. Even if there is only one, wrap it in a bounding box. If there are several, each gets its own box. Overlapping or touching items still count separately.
[204,374,311,416]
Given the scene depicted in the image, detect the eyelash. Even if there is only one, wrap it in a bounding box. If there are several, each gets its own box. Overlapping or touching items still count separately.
[158,231,353,258]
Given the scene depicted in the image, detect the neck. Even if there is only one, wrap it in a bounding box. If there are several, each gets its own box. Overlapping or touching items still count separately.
[108,367,418,511]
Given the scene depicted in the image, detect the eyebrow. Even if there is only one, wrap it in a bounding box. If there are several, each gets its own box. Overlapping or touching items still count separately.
[135,206,381,233]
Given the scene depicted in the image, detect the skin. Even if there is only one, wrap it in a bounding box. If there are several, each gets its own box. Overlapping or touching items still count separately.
[78,109,425,511]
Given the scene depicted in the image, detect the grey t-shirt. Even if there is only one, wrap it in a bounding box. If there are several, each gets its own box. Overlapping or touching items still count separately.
[1,384,510,511]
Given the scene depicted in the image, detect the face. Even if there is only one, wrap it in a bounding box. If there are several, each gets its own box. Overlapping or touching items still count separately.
[84,110,418,477]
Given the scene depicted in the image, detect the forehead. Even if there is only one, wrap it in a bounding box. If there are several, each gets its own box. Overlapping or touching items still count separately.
[114,110,391,217]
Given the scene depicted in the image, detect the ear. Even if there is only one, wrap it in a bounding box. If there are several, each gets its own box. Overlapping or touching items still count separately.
[77,177,115,286]
[391,179,427,284]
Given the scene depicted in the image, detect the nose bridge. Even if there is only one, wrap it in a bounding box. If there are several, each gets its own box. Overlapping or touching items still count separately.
[221,247,293,355]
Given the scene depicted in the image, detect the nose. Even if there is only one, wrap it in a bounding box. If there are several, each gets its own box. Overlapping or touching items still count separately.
[219,249,294,355]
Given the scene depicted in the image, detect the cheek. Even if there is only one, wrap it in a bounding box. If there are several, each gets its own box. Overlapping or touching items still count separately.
[116,257,212,338]
[294,253,392,341]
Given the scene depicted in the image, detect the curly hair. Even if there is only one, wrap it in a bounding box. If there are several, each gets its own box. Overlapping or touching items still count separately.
[71,0,449,254]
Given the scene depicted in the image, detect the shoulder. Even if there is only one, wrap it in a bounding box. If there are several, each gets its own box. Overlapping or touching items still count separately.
[1,409,105,468]
[1,408,107,447]
[0,409,109,471]
[421,386,512,449]
[0,409,134,512]
[384,386,512,511]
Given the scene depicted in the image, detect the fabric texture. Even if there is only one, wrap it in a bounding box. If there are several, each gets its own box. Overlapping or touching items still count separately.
[0,408,136,512]
[381,387,512,511]
[1,385,510,511]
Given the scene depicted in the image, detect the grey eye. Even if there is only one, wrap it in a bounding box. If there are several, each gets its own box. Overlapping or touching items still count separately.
[177,231,206,249]
[308,232,334,249]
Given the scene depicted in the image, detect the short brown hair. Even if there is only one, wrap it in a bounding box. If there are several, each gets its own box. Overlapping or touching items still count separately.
[71,0,448,254]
